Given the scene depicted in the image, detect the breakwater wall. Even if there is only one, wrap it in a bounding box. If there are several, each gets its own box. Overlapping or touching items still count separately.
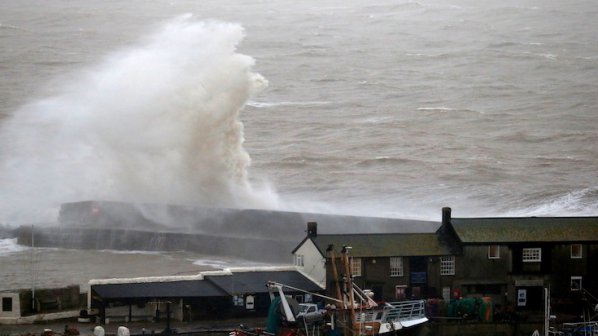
[15,226,293,263]
[15,201,439,263]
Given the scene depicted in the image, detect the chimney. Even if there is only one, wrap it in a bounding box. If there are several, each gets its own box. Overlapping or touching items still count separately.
[442,207,452,226]
[307,222,317,238]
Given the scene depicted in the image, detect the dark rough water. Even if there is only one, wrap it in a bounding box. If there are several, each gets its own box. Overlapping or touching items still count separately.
[0,0,597,289]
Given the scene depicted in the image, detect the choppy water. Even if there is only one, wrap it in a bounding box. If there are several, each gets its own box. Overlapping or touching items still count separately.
[0,238,275,290]
[0,0,597,288]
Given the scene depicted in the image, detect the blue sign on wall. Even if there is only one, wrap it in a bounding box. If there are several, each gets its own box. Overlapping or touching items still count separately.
[411,272,427,284]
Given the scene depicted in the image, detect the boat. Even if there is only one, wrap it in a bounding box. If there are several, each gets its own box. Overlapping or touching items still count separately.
[231,246,428,336]
[538,287,598,336]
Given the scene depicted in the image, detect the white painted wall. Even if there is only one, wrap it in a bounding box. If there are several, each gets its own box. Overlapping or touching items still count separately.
[293,239,326,288]
[0,293,21,319]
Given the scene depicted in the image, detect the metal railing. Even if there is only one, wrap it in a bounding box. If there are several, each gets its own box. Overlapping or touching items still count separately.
[386,300,426,322]
[354,300,426,324]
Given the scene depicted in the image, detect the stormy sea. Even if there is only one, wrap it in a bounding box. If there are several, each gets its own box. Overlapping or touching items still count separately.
[0,0,597,290]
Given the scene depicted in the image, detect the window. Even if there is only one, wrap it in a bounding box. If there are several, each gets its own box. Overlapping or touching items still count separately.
[2,297,12,312]
[522,248,542,262]
[351,257,362,277]
[571,276,582,291]
[571,244,582,259]
[440,256,455,275]
[294,254,304,267]
[488,245,500,259]
[390,257,404,277]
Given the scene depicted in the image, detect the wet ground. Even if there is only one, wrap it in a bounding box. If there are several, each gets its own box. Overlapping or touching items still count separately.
[0,316,265,336]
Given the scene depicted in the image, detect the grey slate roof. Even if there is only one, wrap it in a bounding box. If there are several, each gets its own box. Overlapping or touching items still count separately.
[205,271,323,294]
[92,280,226,299]
[450,217,598,243]
[92,270,322,300]
[309,233,454,257]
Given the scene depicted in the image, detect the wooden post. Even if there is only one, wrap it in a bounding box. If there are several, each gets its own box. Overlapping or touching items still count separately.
[327,245,343,305]
[342,246,356,336]
[100,302,106,325]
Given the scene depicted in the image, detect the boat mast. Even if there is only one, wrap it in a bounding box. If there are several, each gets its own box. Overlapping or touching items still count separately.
[341,246,356,335]
[328,245,350,336]
[327,245,343,306]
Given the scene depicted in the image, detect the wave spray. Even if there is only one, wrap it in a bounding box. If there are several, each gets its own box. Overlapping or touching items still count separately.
[0,15,279,222]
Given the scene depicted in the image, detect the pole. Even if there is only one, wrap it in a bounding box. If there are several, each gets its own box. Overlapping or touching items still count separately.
[341,246,356,335]
[544,288,550,336]
[31,225,35,311]
[165,302,171,334]
[327,245,343,306]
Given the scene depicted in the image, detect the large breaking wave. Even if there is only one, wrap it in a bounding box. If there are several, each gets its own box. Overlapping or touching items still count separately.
[0,16,279,223]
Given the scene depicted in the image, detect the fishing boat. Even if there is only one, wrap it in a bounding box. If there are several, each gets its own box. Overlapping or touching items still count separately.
[231,246,428,336]
[538,287,598,336]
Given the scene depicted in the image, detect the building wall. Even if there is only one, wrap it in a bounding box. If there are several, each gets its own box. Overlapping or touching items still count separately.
[457,246,510,281]
[548,243,598,303]
[587,244,598,295]
[551,244,586,295]
[449,246,510,304]
[293,239,326,288]
[315,238,598,314]
[0,292,21,319]
[0,286,82,318]
[427,256,452,300]
[103,302,158,322]
[324,256,415,302]
[357,256,410,301]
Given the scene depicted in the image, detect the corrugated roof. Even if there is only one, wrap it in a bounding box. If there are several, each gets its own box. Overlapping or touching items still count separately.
[451,217,598,243]
[310,233,453,257]
[92,280,226,299]
[205,271,322,295]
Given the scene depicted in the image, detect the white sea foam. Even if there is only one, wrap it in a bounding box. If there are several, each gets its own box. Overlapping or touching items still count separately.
[506,187,598,217]
[99,249,162,255]
[247,100,330,108]
[192,257,273,269]
[417,107,458,111]
[0,238,29,256]
[0,16,280,222]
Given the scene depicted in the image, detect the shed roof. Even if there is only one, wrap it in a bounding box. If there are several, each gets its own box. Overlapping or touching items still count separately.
[308,233,454,257]
[450,217,598,243]
[205,270,323,294]
[91,269,321,300]
[92,280,226,299]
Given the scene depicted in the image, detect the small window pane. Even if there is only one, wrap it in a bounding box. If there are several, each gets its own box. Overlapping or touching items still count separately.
[571,244,582,259]
[294,254,304,267]
[2,297,12,312]
[488,245,500,259]
[571,276,582,291]
[522,248,542,262]
[351,258,362,277]
[390,257,404,277]
[440,256,455,275]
